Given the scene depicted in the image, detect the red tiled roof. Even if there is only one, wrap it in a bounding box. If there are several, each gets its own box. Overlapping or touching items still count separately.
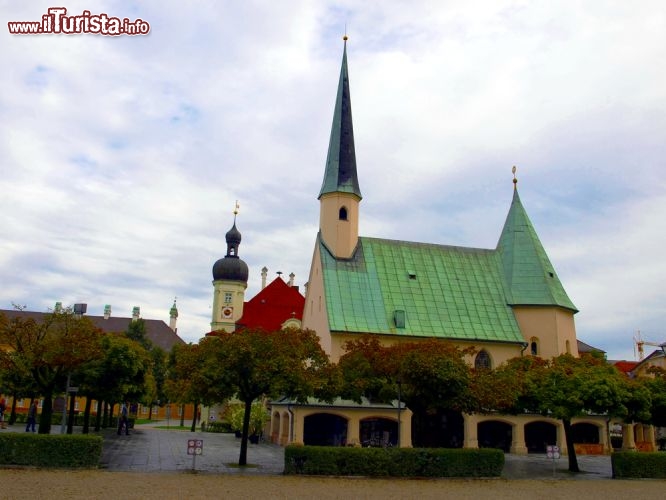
[612,360,639,374]
[237,277,304,331]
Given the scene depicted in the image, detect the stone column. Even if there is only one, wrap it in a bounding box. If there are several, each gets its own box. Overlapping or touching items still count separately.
[635,423,645,445]
[463,414,479,449]
[644,424,656,451]
[291,409,304,445]
[599,421,610,454]
[398,408,413,448]
[556,422,568,456]
[347,415,360,447]
[511,421,528,455]
[621,423,636,451]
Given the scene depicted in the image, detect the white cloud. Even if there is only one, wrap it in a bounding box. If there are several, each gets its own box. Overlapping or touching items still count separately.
[1,1,664,360]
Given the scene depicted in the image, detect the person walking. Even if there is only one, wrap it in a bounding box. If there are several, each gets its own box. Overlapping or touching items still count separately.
[117,402,129,435]
[0,397,6,429]
[25,400,38,432]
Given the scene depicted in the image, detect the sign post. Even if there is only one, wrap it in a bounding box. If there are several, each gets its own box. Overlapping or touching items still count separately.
[546,445,560,477]
[187,439,203,471]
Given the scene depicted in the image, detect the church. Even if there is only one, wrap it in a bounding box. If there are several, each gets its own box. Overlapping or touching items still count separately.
[266,39,627,454]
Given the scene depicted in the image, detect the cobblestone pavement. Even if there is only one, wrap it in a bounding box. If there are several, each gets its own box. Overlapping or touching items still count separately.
[100,425,285,475]
[101,423,613,479]
[3,421,614,479]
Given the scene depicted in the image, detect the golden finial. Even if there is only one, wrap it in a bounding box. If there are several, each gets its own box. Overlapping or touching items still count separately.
[233,200,240,223]
[343,23,348,42]
[512,166,518,188]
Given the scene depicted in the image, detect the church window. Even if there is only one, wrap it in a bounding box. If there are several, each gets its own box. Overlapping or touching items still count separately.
[566,340,571,354]
[475,350,491,370]
[224,292,232,304]
[339,207,348,220]
[530,337,539,356]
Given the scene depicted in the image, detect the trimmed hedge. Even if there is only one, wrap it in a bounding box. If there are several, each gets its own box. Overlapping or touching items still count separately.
[203,421,232,433]
[0,433,103,468]
[284,446,504,477]
[612,452,666,479]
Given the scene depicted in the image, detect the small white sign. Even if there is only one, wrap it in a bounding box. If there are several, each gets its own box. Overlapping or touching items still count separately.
[546,445,560,459]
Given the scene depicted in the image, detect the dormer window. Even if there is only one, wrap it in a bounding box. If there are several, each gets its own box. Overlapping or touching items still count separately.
[339,207,348,220]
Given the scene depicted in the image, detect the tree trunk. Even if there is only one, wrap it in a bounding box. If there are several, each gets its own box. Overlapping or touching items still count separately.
[67,392,76,434]
[103,402,112,428]
[38,389,54,434]
[563,418,580,472]
[148,404,153,420]
[94,400,103,431]
[239,399,253,466]
[9,392,18,425]
[180,404,185,427]
[190,401,199,432]
[82,396,93,434]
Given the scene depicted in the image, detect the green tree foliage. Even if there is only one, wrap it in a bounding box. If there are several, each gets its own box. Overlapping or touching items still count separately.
[494,353,647,472]
[74,333,152,432]
[125,318,151,349]
[198,327,329,465]
[636,367,666,428]
[165,343,209,431]
[0,308,104,433]
[338,336,475,414]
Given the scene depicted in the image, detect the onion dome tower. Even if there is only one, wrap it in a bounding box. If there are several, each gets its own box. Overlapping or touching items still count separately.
[211,204,248,332]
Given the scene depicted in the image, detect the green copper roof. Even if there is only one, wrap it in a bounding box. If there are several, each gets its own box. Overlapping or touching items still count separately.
[319,235,525,344]
[318,42,362,200]
[496,189,577,312]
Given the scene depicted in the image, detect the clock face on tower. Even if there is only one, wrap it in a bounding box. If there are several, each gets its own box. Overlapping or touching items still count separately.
[222,306,234,319]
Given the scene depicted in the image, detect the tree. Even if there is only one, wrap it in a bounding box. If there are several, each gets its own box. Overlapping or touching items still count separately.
[165,343,208,431]
[495,353,646,472]
[76,333,152,431]
[199,327,329,465]
[337,337,476,447]
[125,319,151,349]
[141,346,167,420]
[0,308,103,433]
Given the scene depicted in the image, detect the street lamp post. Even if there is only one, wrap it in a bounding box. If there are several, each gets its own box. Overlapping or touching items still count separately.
[396,378,401,448]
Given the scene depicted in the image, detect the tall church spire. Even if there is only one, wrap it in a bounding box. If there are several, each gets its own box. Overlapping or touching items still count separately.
[318,37,363,259]
[318,37,362,200]
[497,176,577,312]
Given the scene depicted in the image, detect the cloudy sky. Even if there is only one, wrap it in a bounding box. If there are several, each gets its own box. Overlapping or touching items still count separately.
[2,1,664,361]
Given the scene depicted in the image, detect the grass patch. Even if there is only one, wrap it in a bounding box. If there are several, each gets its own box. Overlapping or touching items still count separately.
[225,463,258,469]
[133,419,156,425]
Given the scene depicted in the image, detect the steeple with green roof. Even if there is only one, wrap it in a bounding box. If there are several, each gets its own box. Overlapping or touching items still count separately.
[496,177,577,312]
[318,37,363,259]
[318,37,362,200]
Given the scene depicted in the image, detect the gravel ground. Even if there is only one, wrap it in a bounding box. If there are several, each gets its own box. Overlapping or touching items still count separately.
[1,470,665,500]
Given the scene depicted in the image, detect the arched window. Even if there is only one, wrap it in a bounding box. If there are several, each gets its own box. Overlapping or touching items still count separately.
[339,207,348,220]
[475,350,491,370]
[565,340,571,354]
[530,337,539,356]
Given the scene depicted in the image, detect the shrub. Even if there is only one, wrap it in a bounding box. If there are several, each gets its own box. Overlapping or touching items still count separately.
[284,446,504,477]
[612,452,666,479]
[0,433,103,468]
[224,402,269,436]
[204,421,232,433]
